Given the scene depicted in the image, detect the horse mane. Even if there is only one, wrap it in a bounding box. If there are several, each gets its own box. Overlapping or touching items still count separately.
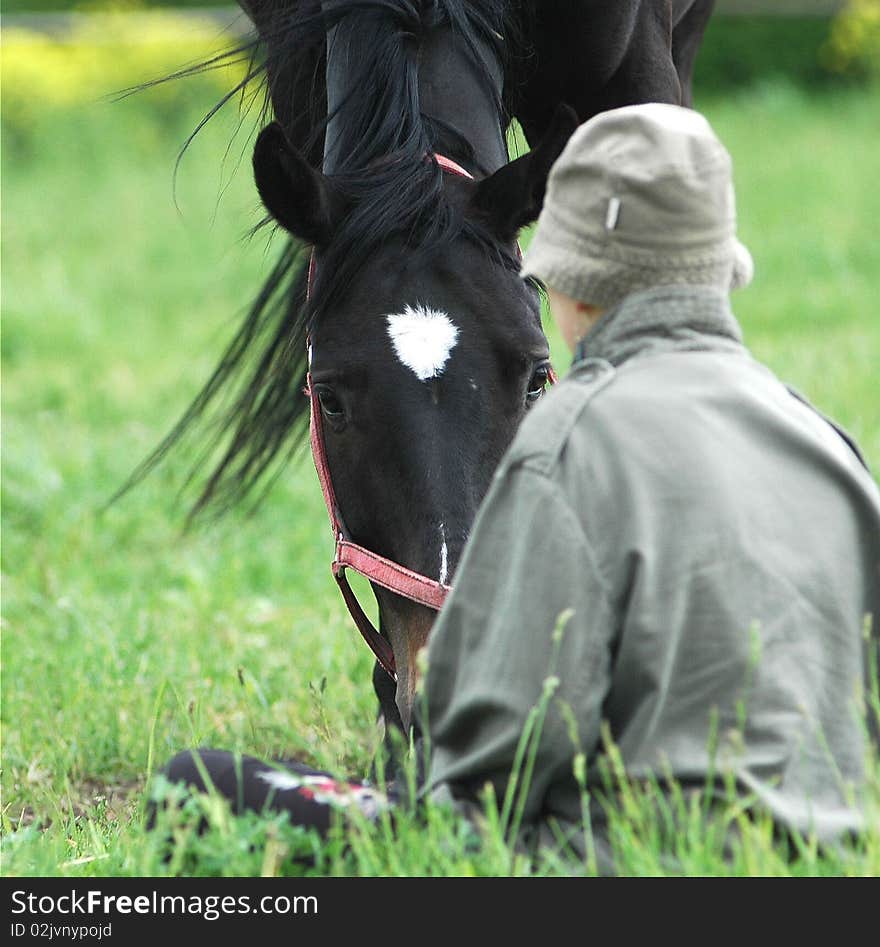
[121,0,521,522]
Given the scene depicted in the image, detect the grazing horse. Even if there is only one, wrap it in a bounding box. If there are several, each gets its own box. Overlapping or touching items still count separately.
[148,1,716,751]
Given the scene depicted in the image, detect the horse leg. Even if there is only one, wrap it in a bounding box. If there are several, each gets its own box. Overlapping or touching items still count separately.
[672,0,717,107]
[513,1,685,146]
[598,4,683,112]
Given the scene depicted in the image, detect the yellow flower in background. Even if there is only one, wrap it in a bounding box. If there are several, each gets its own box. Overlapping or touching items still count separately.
[822,0,880,77]
[3,2,877,136]
[1,10,250,128]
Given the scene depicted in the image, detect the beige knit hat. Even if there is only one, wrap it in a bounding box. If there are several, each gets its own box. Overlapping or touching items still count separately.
[520,103,754,309]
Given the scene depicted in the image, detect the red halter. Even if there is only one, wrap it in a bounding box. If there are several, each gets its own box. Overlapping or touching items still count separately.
[305,154,551,680]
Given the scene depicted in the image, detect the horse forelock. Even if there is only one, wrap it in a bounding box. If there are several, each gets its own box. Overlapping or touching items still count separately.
[243,0,520,366]
[304,0,515,316]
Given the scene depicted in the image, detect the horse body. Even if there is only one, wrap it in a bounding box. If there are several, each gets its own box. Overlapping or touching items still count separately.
[163,0,715,739]
[511,0,717,143]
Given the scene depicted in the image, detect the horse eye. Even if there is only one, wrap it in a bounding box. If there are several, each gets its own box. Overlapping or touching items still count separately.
[526,365,550,405]
[316,386,345,421]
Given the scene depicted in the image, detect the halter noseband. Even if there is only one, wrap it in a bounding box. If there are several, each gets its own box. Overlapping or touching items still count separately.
[305,154,551,681]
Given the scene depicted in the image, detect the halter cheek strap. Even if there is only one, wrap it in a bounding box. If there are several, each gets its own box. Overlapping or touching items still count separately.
[306,153,549,681]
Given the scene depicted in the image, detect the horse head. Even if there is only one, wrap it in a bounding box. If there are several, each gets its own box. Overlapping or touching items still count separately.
[252,103,577,732]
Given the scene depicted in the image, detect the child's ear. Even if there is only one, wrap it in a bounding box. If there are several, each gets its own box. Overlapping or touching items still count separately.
[252,122,348,247]
[469,104,579,244]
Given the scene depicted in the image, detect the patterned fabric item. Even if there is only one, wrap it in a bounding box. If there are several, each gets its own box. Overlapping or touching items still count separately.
[156,749,393,834]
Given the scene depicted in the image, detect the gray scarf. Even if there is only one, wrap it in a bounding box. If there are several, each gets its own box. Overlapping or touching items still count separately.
[575,285,745,368]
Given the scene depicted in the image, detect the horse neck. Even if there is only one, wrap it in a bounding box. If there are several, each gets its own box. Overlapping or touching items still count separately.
[417,26,508,174]
[323,19,507,176]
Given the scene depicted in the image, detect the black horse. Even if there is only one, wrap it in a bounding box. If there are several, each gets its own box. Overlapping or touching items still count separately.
[150,1,716,797]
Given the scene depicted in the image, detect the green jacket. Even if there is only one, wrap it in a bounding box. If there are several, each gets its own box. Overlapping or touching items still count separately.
[421,286,880,861]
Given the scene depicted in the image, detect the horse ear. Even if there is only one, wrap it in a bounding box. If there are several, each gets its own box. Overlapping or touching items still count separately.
[252,122,345,247]
[470,104,580,244]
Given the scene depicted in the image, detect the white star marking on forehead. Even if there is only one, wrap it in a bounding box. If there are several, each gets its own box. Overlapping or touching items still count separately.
[386,304,460,381]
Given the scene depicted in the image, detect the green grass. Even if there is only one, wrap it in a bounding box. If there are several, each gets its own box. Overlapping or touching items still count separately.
[2,76,879,876]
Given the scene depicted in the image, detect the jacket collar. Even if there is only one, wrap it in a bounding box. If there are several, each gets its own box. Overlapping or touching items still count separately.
[574,286,745,368]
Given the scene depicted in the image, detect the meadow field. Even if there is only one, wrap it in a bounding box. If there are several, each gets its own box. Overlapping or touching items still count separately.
[2,17,879,877]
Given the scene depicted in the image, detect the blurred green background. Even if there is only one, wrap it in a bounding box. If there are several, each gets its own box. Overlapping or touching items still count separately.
[2,1,879,875]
